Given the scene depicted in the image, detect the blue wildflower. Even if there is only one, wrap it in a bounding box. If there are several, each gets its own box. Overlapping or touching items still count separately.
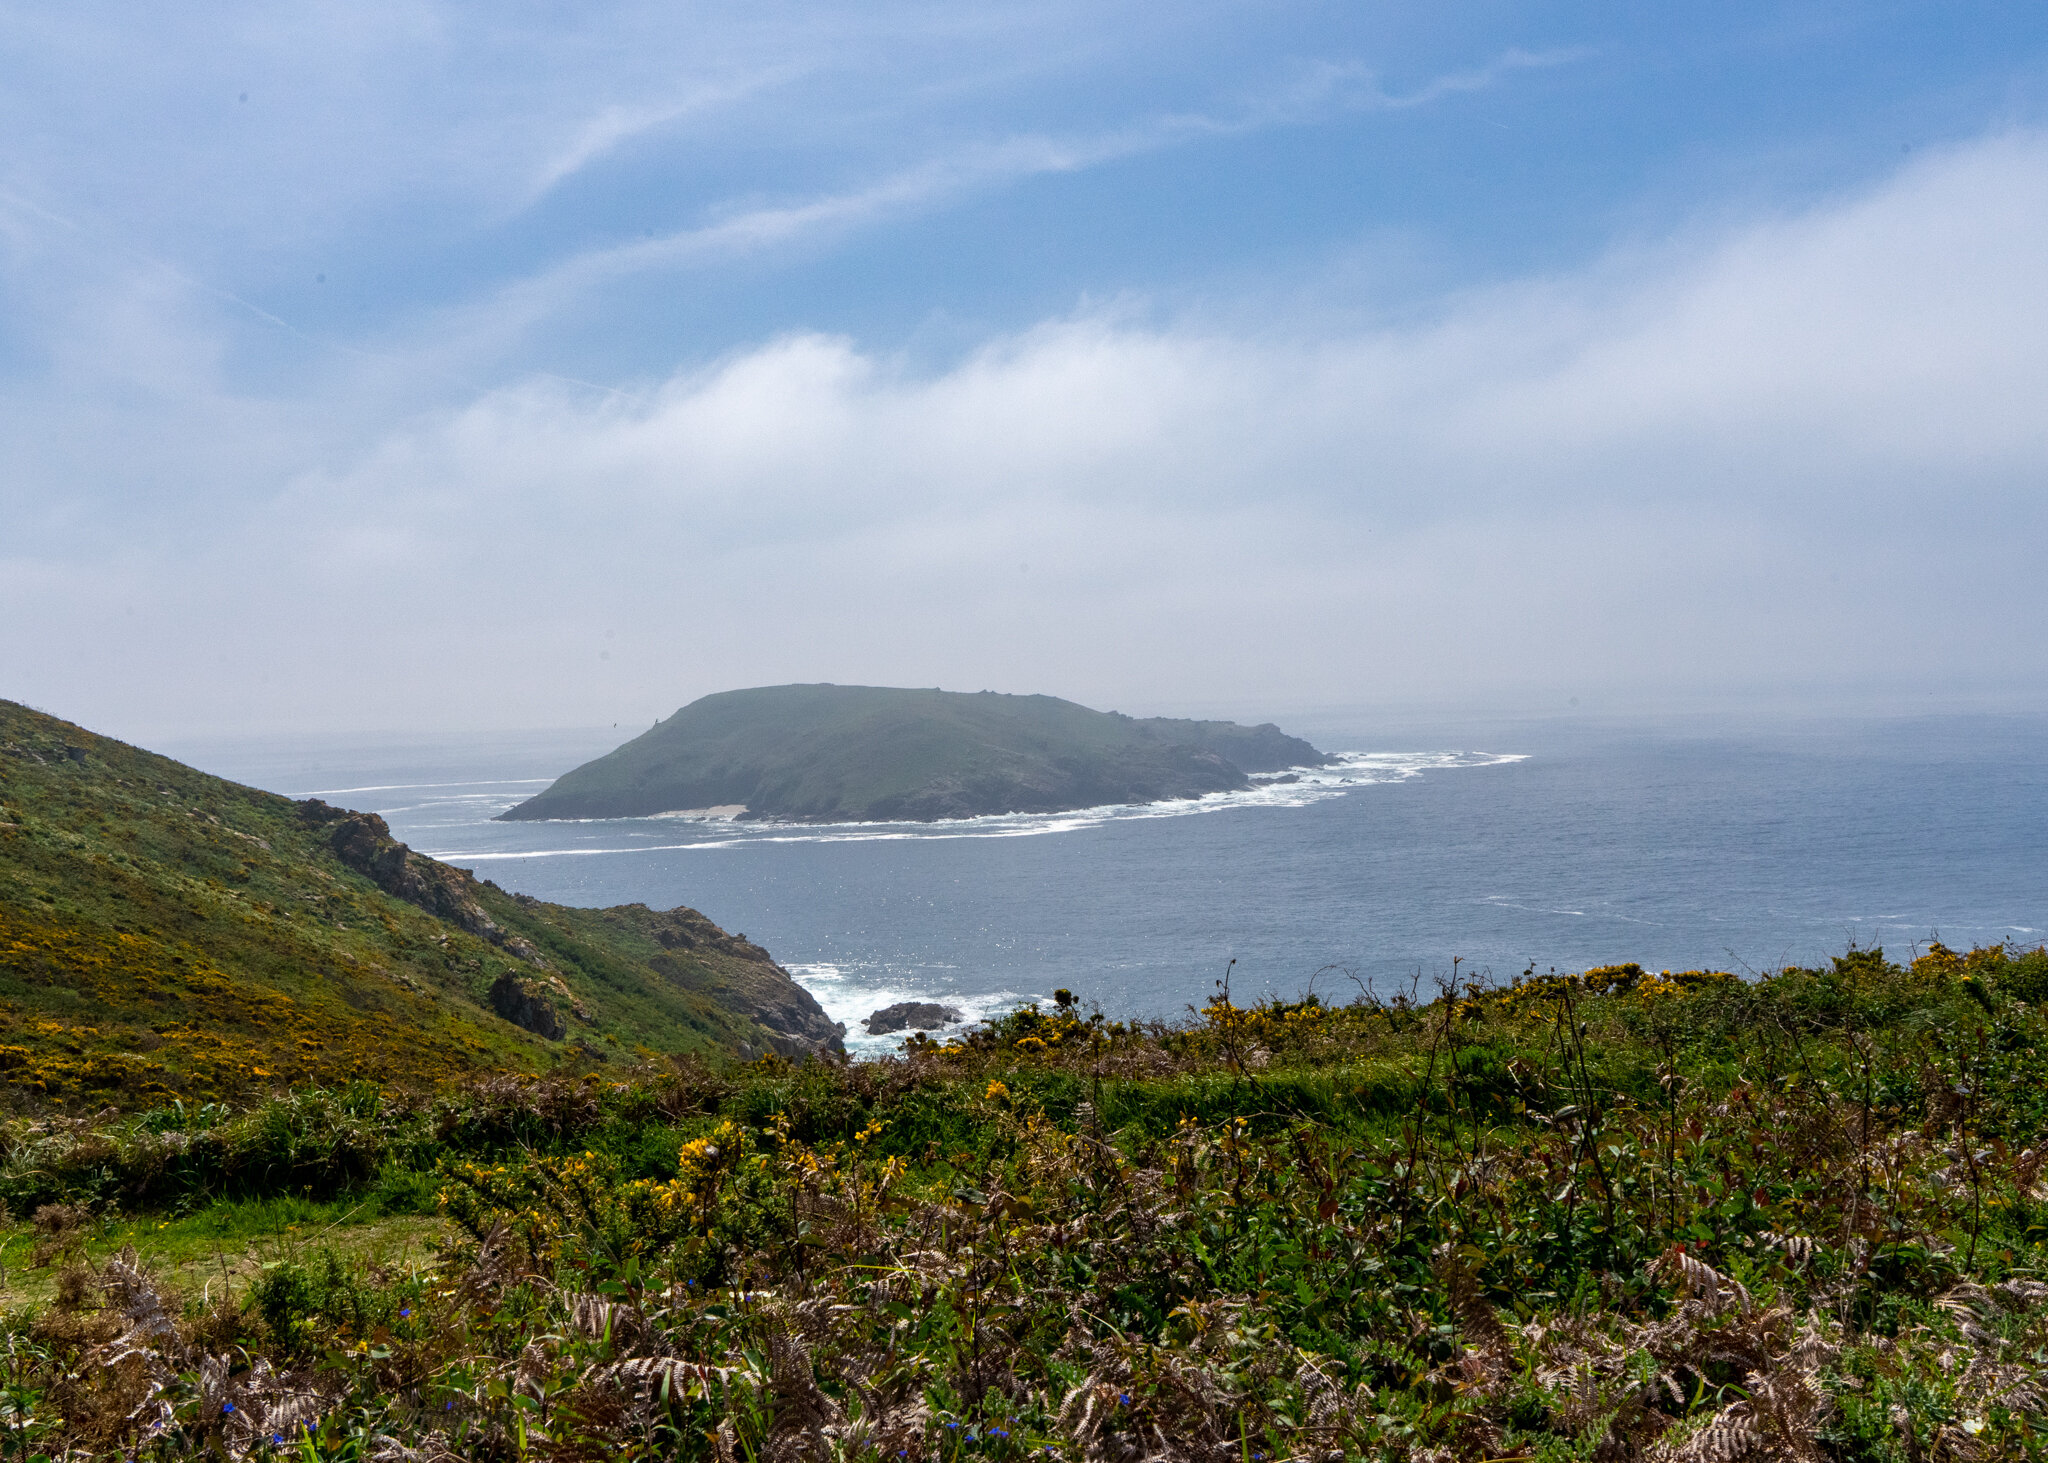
[399,1307,411,1318]
[221,1402,235,1414]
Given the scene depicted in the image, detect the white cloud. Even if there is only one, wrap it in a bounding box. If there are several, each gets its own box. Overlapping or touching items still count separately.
[6,130,2048,738]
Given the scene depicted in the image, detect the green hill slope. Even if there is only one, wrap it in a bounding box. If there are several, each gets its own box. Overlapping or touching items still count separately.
[0,700,841,1107]
[500,684,1331,822]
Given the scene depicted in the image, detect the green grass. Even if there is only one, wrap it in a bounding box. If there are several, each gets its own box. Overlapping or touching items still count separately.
[0,1199,445,1312]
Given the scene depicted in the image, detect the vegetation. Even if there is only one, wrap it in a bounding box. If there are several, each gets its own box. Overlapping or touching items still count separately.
[499,684,1330,823]
[1,941,2044,1459]
[0,698,840,1106]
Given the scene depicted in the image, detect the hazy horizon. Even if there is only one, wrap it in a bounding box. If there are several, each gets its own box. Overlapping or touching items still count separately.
[118,697,2048,812]
[17,677,2048,755]
[7,4,2048,740]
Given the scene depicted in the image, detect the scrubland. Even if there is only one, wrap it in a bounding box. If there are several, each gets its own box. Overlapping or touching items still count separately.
[1,941,2045,1461]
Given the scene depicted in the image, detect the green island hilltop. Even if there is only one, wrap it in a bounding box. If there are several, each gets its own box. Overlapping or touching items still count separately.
[0,697,842,1104]
[499,682,1333,823]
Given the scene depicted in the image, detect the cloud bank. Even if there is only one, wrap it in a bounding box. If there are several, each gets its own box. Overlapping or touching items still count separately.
[6,130,2048,738]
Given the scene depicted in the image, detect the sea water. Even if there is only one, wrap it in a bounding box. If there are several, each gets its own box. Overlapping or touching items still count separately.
[169,714,2048,1055]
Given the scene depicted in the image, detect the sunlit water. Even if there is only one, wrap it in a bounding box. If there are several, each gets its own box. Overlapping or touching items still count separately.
[170,716,2048,1055]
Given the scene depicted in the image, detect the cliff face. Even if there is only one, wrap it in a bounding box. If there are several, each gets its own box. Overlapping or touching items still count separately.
[501,684,1332,824]
[307,802,550,966]
[628,905,844,1058]
[0,698,839,1106]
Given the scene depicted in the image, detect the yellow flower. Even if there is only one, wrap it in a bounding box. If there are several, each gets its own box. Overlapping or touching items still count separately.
[985,1080,1010,1102]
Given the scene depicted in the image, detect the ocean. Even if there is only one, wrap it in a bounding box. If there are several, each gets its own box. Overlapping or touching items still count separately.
[168,713,2048,1055]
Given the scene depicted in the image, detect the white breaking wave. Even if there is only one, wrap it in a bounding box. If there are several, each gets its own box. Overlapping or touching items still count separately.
[786,962,1036,1057]
[303,778,555,796]
[421,750,1528,862]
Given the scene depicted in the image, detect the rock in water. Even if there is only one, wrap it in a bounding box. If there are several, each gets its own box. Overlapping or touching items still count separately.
[864,1001,964,1034]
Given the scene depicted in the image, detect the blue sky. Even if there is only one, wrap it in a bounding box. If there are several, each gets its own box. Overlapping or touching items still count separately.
[5,2,2048,737]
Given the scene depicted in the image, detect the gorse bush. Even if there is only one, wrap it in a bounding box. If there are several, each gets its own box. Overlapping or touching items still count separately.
[1,942,2046,1459]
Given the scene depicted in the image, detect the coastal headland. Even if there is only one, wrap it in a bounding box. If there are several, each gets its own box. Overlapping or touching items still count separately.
[0,698,843,1104]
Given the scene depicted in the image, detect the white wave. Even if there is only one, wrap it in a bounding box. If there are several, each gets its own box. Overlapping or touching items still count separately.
[1477,894,1664,925]
[421,750,1527,863]
[784,962,1036,1056]
[303,778,554,796]
[441,840,751,860]
[367,794,548,816]
[1482,898,1590,917]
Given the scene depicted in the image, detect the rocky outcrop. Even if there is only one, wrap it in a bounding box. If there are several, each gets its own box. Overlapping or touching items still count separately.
[489,971,567,1040]
[1127,717,1332,774]
[627,904,845,1057]
[863,1001,963,1034]
[303,801,549,966]
[646,905,780,965]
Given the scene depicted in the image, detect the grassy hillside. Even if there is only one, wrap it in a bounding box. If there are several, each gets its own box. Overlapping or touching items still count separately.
[2,942,2045,1459]
[501,683,1331,823]
[0,699,840,1106]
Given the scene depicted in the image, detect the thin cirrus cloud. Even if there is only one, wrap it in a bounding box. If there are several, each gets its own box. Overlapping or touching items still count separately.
[519,66,817,208]
[480,46,1585,338]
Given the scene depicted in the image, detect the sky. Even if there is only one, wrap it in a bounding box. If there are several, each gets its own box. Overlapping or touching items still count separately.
[5,1,2048,741]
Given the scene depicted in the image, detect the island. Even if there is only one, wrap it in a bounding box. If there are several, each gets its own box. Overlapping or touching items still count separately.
[497,683,1333,823]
